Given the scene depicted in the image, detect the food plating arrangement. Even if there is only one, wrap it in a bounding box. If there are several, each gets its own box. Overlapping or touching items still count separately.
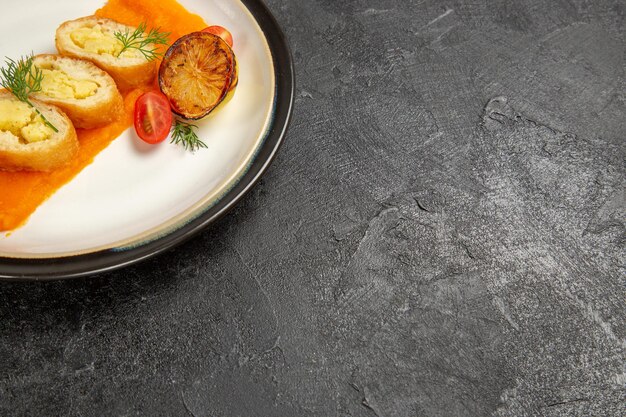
[0,0,238,232]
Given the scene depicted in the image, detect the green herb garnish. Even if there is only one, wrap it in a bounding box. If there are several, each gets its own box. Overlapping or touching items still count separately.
[171,120,207,152]
[114,22,170,61]
[0,54,58,132]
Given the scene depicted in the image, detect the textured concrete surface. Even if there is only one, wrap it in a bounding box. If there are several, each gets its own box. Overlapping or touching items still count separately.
[1,0,624,416]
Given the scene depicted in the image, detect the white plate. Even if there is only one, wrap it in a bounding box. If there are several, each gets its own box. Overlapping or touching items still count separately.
[0,0,294,279]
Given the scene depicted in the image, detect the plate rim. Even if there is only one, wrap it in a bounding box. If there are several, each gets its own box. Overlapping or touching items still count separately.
[0,0,295,281]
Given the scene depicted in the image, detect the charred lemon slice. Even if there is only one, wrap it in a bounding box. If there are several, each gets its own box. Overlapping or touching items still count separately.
[229,57,239,91]
[159,32,235,120]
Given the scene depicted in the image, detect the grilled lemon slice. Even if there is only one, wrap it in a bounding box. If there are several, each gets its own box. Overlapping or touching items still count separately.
[159,32,235,119]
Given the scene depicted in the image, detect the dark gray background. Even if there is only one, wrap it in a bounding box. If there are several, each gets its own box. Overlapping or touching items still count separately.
[1,0,624,416]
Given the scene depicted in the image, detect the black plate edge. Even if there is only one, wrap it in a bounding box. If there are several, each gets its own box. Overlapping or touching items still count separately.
[0,0,295,281]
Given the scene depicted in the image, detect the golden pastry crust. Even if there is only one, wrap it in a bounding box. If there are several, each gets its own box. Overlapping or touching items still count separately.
[0,91,78,172]
[55,16,156,91]
[31,54,123,129]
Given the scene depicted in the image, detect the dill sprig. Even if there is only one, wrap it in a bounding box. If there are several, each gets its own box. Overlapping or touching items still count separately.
[171,120,207,152]
[114,22,170,61]
[0,54,58,132]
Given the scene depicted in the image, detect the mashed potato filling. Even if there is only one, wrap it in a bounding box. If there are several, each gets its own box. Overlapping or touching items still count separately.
[70,24,139,58]
[39,68,99,100]
[70,24,124,55]
[0,100,54,143]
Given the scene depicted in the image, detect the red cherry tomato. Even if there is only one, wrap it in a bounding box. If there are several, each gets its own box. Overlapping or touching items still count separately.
[201,25,234,48]
[133,91,173,144]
